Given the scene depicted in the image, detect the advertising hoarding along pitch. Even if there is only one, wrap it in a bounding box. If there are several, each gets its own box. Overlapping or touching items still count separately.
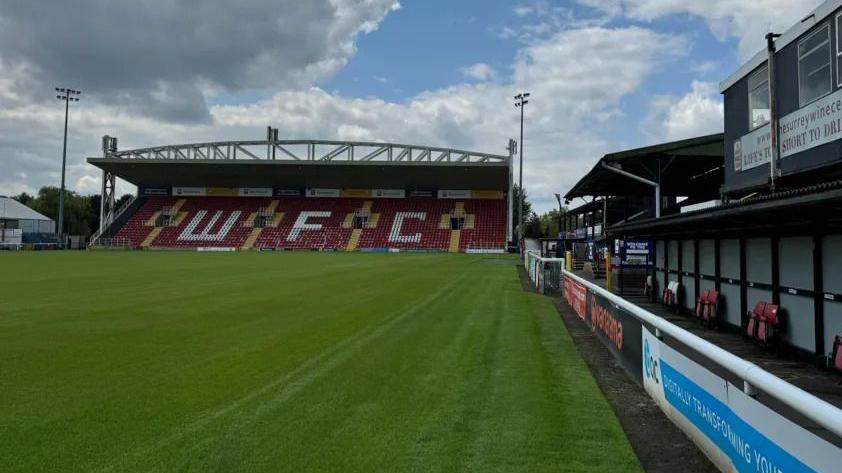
[562,275,643,384]
[642,327,841,473]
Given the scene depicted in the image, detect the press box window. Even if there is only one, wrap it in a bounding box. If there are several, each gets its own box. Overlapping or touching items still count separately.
[798,23,832,106]
[748,65,770,129]
[837,13,842,86]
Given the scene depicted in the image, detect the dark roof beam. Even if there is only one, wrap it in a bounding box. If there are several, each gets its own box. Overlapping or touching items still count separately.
[600,162,661,217]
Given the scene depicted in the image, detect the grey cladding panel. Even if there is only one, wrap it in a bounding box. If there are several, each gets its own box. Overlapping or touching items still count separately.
[721,283,742,327]
[682,276,696,311]
[681,240,694,272]
[780,293,815,353]
[656,240,665,268]
[746,238,771,284]
[824,301,842,357]
[699,240,715,275]
[721,239,740,279]
[824,235,842,294]
[668,240,678,269]
[779,237,813,289]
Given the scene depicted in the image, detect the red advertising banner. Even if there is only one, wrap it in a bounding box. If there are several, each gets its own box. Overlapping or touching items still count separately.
[563,277,587,320]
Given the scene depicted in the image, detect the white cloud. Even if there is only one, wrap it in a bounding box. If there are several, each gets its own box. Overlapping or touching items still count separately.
[0,1,400,122]
[513,5,534,17]
[0,12,687,213]
[461,63,496,81]
[577,0,824,60]
[642,81,723,143]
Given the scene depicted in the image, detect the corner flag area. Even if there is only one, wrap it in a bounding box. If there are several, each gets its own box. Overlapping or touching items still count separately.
[0,252,641,472]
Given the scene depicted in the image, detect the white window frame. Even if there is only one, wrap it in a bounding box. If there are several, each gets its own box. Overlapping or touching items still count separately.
[798,23,832,107]
[747,65,770,130]
[837,13,842,87]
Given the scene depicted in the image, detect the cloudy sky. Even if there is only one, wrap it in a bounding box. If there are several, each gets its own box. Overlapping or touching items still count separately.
[0,0,824,212]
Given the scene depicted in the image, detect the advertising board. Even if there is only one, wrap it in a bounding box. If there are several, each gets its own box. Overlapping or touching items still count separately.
[172,187,206,196]
[274,189,302,197]
[437,189,471,199]
[306,188,341,198]
[642,327,842,473]
[239,188,272,197]
[373,189,406,198]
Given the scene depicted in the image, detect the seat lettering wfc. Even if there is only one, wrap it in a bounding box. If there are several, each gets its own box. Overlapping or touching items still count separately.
[178,210,241,241]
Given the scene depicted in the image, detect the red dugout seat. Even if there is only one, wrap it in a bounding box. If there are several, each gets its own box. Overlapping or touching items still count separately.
[757,303,779,347]
[831,335,842,372]
[746,301,765,339]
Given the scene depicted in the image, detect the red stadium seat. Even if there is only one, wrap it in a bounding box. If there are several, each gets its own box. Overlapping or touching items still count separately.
[695,289,710,319]
[113,196,506,252]
[745,301,765,339]
[698,290,719,327]
[832,335,842,372]
[757,303,779,347]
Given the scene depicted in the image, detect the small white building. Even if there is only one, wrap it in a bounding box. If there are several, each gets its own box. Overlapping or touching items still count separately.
[0,196,55,244]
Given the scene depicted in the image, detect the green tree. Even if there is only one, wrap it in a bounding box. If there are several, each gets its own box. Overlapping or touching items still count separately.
[537,208,568,239]
[12,192,34,206]
[512,185,534,240]
[31,187,93,235]
[17,187,135,236]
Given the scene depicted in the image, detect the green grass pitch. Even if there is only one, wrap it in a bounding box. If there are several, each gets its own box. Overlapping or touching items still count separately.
[0,252,641,472]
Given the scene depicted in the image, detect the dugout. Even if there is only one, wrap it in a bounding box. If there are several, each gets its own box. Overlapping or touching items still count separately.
[561,134,724,286]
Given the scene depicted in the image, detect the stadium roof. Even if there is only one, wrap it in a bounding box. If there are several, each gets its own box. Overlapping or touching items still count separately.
[607,179,842,237]
[0,196,53,221]
[87,139,512,190]
[564,133,724,201]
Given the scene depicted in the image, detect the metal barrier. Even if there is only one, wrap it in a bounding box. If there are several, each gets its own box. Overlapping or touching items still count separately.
[524,250,842,440]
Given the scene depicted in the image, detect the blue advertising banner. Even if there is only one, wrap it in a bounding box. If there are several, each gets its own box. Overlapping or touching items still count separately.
[642,327,841,473]
[659,360,813,473]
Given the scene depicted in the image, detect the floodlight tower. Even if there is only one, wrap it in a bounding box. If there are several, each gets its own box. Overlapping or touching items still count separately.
[514,92,530,246]
[55,87,81,241]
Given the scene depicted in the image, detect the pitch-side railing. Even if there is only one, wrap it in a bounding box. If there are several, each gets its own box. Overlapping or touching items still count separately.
[524,250,842,439]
